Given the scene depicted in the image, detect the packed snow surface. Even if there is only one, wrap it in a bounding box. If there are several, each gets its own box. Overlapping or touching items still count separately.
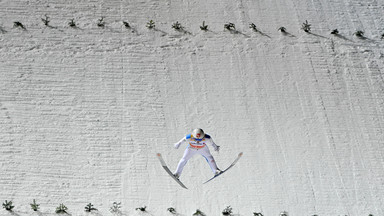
[1,0,384,215]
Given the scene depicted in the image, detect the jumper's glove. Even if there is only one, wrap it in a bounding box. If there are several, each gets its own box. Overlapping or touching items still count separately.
[214,145,220,152]
[174,143,180,149]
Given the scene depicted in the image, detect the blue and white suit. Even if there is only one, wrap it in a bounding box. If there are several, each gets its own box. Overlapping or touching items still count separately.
[174,133,220,177]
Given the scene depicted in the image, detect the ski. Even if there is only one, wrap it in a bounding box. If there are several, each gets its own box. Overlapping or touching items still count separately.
[203,152,243,184]
[156,153,188,189]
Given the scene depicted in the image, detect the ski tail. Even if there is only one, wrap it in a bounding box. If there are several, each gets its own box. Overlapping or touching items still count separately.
[203,152,243,184]
[157,153,188,189]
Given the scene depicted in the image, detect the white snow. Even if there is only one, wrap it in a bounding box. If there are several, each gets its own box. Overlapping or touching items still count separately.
[1,0,384,215]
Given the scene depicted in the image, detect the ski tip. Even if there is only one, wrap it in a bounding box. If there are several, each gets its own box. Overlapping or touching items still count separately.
[239,152,243,156]
[156,153,161,157]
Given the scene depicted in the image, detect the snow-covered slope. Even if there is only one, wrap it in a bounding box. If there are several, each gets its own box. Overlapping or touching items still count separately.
[1,0,384,215]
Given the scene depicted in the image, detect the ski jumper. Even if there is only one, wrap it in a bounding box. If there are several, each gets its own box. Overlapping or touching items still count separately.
[174,133,220,177]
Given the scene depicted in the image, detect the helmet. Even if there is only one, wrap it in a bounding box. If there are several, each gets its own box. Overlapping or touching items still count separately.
[192,128,205,140]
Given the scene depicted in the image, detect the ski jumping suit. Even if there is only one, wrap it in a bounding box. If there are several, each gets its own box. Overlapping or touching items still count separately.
[174,133,220,177]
